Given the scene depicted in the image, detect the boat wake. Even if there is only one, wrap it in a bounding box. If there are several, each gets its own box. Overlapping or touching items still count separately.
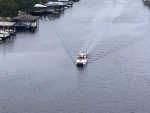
[57,29,150,65]
[56,29,85,63]
[88,31,150,63]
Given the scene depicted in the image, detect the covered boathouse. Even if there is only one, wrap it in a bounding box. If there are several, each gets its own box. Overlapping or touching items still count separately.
[0,22,16,36]
[45,1,65,14]
[12,15,39,30]
[58,0,73,7]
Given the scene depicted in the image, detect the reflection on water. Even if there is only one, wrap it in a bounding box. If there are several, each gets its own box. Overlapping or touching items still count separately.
[16,29,38,34]
[40,14,62,22]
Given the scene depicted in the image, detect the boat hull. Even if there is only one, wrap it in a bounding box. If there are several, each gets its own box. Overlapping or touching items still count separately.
[76,59,87,66]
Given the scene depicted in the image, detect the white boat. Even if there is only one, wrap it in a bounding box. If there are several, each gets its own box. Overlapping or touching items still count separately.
[0,30,10,38]
[76,53,88,66]
[76,39,96,66]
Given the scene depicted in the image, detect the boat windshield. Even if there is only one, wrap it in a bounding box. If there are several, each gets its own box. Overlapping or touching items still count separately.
[78,56,85,60]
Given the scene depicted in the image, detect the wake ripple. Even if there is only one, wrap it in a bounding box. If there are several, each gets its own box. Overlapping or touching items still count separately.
[57,29,150,64]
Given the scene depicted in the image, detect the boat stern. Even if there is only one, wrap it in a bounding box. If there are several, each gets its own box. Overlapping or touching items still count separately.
[76,59,87,66]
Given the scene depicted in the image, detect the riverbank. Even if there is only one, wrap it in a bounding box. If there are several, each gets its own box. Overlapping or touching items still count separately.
[0,0,80,42]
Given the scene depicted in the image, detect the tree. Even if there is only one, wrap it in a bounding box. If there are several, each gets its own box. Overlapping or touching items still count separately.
[0,0,48,17]
[15,0,48,12]
[0,0,18,17]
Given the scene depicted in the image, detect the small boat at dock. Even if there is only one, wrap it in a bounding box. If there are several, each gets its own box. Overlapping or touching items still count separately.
[0,30,10,41]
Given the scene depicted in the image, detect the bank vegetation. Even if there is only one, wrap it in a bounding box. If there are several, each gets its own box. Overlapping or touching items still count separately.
[0,0,48,17]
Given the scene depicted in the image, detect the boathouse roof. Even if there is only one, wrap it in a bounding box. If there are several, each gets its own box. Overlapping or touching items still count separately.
[46,2,65,6]
[58,0,69,1]
[12,15,39,21]
[34,4,47,8]
[0,22,16,26]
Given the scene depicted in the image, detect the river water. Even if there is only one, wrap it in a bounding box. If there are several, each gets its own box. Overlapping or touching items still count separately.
[1,0,150,113]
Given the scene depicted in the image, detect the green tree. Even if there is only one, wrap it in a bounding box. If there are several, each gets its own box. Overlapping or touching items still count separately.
[15,0,48,13]
[0,0,48,17]
[0,0,18,17]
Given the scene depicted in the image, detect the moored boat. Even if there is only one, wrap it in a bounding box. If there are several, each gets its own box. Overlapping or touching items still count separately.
[0,30,10,40]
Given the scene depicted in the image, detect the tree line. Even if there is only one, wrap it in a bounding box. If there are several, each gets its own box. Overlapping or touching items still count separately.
[0,0,48,17]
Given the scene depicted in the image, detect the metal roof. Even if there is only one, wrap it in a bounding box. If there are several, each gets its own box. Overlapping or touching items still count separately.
[58,0,69,1]
[12,15,39,21]
[46,1,65,6]
[0,22,16,26]
[34,4,47,8]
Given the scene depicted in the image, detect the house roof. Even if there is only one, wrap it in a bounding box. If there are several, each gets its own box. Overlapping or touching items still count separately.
[12,15,39,21]
[0,22,16,26]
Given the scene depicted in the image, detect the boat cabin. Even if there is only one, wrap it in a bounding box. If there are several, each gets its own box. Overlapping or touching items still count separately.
[78,53,87,60]
[76,53,88,66]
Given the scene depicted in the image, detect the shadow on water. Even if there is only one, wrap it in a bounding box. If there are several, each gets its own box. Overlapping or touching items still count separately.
[16,29,38,34]
[76,64,88,75]
[0,36,16,44]
[0,37,16,56]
